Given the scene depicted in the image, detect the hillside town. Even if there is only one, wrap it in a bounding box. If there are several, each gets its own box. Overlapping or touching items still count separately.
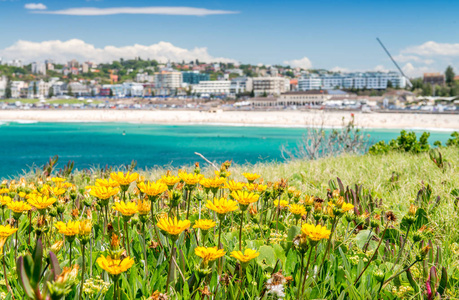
[0,57,458,112]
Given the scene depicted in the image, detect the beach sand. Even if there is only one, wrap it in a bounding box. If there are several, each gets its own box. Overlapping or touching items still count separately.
[0,110,458,130]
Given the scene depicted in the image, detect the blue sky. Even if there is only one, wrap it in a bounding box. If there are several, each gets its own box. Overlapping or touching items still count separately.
[1,0,459,77]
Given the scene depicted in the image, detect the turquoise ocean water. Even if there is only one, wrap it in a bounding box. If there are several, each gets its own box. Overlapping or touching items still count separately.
[0,122,455,178]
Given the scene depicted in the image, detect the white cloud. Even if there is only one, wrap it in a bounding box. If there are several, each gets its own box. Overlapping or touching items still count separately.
[32,6,238,16]
[373,65,389,72]
[402,41,459,57]
[0,39,238,64]
[24,3,47,10]
[283,57,312,69]
[402,63,432,77]
[330,66,349,73]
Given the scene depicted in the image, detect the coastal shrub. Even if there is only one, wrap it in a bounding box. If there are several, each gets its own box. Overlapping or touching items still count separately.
[281,115,372,160]
[0,156,457,299]
[446,131,459,147]
[369,130,431,154]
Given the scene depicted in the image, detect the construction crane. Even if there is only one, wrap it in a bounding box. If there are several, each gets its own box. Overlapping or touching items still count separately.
[376,37,413,88]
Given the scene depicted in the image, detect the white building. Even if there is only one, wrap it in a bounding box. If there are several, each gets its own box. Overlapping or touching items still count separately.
[154,71,182,95]
[192,80,231,95]
[0,76,7,98]
[230,77,253,95]
[248,91,330,108]
[136,72,154,83]
[28,80,51,98]
[298,72,406,91]
[11,81,28,98]
[123,82,144,97]
[252,77,290,96]
[31,62,46,75]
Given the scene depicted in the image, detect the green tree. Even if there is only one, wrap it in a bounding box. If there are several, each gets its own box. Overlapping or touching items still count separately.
[48,87,54,98]
[67,85,72,96]
[5,78,12,99]
[33,82,38,97]
[387,80,393,88]
[445,65,455,86]
[422,84,432,96]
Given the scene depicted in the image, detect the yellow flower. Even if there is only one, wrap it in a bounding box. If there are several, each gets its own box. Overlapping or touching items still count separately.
[230,249,260,263]
[0,195,11,206]
[56,265,79,284]
[341,202,354,213]
[200,177,226,189]
[18,192,27,198]
[273,200,289,208]
[206,198,238,216]
[301,223,331,242]
[214,170,231,178]
[160,175,180,188]
[94,178,120,188]
[0,224,18,237]
[7,201,32,213]
[225,180,245,192]
[157,217,190,236]
[137,199,151,215]
[137,181,168,197]
[193,219,216,230]
[110,171,139,186]
[79,220,92,235]
[27,195,57,210]
[231,190,259,206]
[96,255,135,275]
[89,186,119,200]
[0,188,9,194]
[289,204,306,216]
[242,173,261,183]
[50,240,65,253]
[112,201,138,217]
[49,177,66,183]
[178,172,203,186]
[304,195,315,206]
[50,186,66,196]
[55,220,80,236]
[195,246,226,262]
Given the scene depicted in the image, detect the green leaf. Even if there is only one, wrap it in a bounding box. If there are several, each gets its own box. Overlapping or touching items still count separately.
[437,267,448,296]
[354,230,374,249]
[256,245,276,270]
[287,225,301,242]
[16,257,35,298]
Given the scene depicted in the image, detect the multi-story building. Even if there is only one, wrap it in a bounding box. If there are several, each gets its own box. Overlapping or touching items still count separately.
[192,80,231,96]
[252,77,290,96]
[31,62,46,75]
[11,81,28,98]
[136,72,154,83]
[27,80,51,98]
[249,90,330,108]
[298,72,406,90]
[423,73,445,85]
[182,71,210,85]
[123,82,144,97]
[154,71,182,95]
[0,76,7,98]
[230,77,253,95]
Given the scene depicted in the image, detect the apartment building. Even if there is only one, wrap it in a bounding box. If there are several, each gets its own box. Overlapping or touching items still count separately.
[230,77,253,95]
[252,77,290,96]
[192,80,231,95]
[298,72,406,90]
[182,71,210,85]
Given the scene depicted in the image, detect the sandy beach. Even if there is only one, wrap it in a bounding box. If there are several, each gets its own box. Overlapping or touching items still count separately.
[0,110,458,130]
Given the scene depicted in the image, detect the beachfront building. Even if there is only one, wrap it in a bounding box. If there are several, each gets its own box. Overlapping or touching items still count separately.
[182,71,210,85]
[31,62,46,75]
[27,80,51,98]
[123,82,144,97]
[230,76,253,95]
[248,90,329,108]
[154,70,182,96]
[136,72,154,83]
[252,77,290,96]
[192,80,231,96]
[10,81,28,98]
[0,76,6,98]
[298,72,406,90]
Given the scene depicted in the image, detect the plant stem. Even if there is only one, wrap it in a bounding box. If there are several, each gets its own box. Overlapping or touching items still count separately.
[318,217,337,276]
[354,225,388,285]
[2,252,15,300]
[239,211,244,251]
[142,222,148,277]
[166,243,176,292]
[186,190,192,219]
[79,245,85,300]
[390,223,411,273]
[296,252,305,300]
[300,245,314,298]
[69,241,73,266]
[382,260,418,289]
[124,220,131,256]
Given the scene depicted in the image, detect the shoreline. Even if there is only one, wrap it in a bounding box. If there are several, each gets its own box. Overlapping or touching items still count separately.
[0,109,458,131]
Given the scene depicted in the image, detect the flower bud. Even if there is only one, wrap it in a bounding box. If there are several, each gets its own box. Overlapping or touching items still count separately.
[373,268,385,282]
